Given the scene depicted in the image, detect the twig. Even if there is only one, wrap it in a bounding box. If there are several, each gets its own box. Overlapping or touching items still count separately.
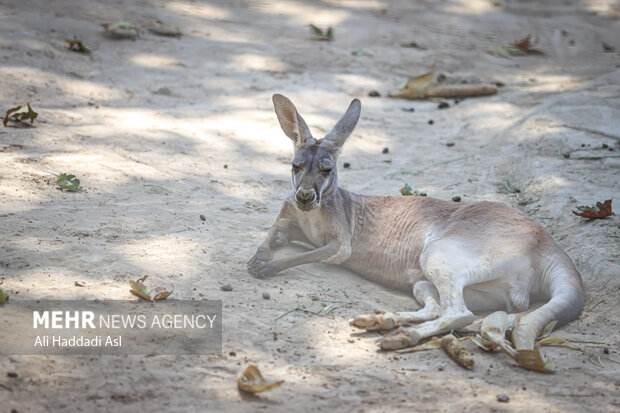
[504,179,520,194]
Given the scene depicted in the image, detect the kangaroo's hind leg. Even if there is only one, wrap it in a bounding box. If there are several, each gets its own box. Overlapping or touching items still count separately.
[350,280,441,331]
[377,247,476,350]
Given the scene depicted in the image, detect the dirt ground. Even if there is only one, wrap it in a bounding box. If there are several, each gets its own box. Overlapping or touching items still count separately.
[1,0,619,411]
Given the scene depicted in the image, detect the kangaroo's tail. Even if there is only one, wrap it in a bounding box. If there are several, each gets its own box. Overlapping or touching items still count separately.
[511,253,584,350]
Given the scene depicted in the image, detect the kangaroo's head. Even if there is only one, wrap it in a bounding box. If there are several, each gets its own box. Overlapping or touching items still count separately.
[272,94,361,212]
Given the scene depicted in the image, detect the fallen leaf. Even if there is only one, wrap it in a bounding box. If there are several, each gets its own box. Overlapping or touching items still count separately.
[74,281,86,287]
[129,275,174,301]
[145,20,182,37]
[65,38,91,53]
[572,199,612,219]
[442,334,474,369]
[307,24,333,41]
[3,103,38,127]
[102,22,140,39]
[400,183,413,196]
[237,365,283,393]
[129,275,150,301]
[473,311,517,355]
[513,35,544,55]
[391,65,436,99]
[489,35,543,57]
[0,281,8,303]
[56,173,82,192]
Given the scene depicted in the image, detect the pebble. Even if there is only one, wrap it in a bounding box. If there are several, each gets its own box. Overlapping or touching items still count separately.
[199,214,206,221]
[382,147,389,154]
[262,292,270,300]
[368,90,380,97]
[7,372,18,378]
[452,196,461,202]
[428,120,434,125]
[343,162,351,168]
[497,394,510,403]
[220,283,233,292]
[438,102,450,109]
[446,142,455,147]
[347,338,355,343]
[402,107,415,112]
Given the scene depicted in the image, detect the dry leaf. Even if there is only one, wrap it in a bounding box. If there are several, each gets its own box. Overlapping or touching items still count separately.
[391,65,436,99]
[572,199,612,219]
[129,275,173,301]
[65,39,91,53]
[74,281,86,287]
[474,311,516,355]
[102,22,140,39]
[489,35,543,57]
[513,35,544,55]
[237,365,283,394]
[56,173,82,192]
[145,20,182,37]
[0,281,8,303]
[307,24,333,41]
[442,334,474,369]
[3,103,38,127]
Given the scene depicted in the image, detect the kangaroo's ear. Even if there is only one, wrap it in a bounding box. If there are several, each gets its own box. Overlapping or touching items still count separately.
[323,99,361,149]
[272,94,314,150]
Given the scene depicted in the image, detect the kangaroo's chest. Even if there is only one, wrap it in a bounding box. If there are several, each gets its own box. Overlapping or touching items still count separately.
[294,208,327,247]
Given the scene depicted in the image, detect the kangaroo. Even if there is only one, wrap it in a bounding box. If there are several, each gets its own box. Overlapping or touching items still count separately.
[248,94,584,351]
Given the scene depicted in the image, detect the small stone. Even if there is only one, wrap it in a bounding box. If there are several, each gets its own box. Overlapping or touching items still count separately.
[347,338,355,343]
[220,283,233,292]
[199,214,206,221]
[343,162,351,168]
[428,120,434,125]
[382,147,389,154]
[446,142,455,147]
[368,90,380,97]
[497,394,510,403]
[223,164,228,169]
[451,196,461,202]
[401,107,415,112]
[7,372,18,378]
[229,351,236,356]
[262,292,270,300]
[603,348,609,354]
[438,102,449,109]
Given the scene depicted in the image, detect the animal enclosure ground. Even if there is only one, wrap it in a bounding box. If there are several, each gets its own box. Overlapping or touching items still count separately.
[0,0,619,411]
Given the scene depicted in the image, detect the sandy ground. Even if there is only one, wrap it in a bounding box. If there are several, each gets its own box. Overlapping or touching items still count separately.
[1,0,619,411]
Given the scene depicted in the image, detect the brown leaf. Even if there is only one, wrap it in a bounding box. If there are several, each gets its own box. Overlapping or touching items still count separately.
[74,281,86,287]
[4,103,38,127]
[513,35,544,55]
[390,65,436,99]
[0,281,8,303]
[572,199,612,219]
[129,275,173,301]
[237,365,283,393]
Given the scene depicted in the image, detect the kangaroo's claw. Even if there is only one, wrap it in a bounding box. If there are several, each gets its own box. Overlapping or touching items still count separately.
[349,312,397,331]
[247,259,278,278]
[376,327,421,351]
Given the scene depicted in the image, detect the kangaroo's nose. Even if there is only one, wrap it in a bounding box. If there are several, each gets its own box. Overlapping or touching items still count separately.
[296,188,316,204]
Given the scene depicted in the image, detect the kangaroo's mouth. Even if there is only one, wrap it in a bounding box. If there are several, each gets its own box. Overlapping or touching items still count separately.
[296,199,320,211]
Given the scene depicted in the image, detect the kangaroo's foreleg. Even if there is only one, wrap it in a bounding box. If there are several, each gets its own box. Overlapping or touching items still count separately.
[249,240,343,278]
[248,210,293,277]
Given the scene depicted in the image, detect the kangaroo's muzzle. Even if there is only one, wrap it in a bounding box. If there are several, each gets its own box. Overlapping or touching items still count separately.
[295,187,318,210]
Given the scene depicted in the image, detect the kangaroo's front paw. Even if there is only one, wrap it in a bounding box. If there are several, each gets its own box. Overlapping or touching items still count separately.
[376,327,422,351]
[247,259,278,278]
[349,312,397,331]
